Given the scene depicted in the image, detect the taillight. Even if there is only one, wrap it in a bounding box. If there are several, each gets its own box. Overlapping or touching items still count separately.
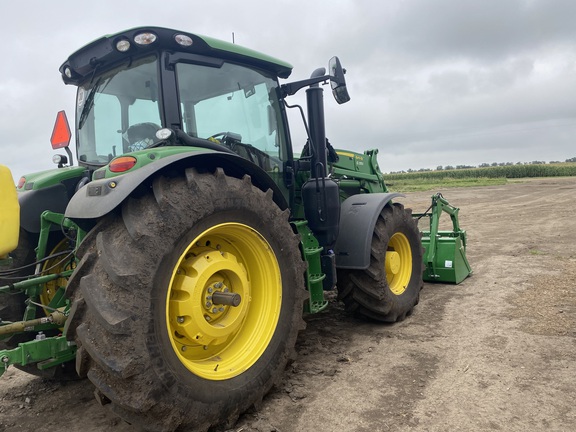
[109,156,137,173]
[17,177,26,189]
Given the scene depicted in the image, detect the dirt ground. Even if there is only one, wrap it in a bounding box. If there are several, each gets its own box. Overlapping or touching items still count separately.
[1,177,575,432]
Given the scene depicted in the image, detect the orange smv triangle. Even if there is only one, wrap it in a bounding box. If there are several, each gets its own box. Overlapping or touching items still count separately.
[50,110,72,149]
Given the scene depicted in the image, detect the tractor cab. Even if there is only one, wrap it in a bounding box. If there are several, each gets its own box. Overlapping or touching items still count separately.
[58,27,294,178]
[53,26,351,236]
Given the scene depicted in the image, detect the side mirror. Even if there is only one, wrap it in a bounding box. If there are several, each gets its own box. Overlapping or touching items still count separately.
[329,57,350,104]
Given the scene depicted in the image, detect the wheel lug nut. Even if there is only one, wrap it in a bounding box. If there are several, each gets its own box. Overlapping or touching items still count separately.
[205,315,211,322]
[181,346,187,352]
[212,307,218,314]
[177,316,185,324]
[206,301,212,308]
[208,287,214,293]
[219,307,224,312]
[215,282,223,289]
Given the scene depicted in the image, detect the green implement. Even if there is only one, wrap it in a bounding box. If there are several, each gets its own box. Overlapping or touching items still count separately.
[416,193,472,284]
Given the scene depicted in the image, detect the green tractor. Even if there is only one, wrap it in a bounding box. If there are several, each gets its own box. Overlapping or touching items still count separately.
[0,27,471,431]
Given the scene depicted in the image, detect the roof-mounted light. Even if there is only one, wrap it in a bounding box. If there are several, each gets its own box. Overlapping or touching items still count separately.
[116,39,131,52]
[134,32,157,46]
[64,67,72,78]
[174,34,193,47]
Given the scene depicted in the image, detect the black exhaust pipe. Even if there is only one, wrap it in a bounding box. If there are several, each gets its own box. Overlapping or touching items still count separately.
[301,68,340,249]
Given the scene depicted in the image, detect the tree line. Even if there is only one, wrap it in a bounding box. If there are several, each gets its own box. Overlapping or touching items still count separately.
[390,157,576,174]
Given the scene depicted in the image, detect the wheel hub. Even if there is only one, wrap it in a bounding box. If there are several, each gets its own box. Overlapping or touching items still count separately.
[385,251,401,275]
[202,281,242,321]
[171,250,250,347]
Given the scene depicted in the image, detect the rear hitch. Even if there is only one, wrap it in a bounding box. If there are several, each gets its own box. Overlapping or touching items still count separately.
[0,335,76,378]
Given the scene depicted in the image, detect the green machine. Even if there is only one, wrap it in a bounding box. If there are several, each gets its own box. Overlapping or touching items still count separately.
[0,27,470,431]
[417,193,473,284]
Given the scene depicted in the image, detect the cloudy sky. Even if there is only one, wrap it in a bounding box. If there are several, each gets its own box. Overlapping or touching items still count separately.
[1,0,575,179]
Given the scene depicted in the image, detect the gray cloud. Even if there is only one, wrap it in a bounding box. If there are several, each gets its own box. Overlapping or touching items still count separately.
[1,0,575,179]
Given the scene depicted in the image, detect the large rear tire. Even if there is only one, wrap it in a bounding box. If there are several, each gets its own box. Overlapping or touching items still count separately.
[66,168,306,431]
[337,203,423,322]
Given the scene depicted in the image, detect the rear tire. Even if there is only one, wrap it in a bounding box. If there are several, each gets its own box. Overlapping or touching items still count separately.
[337,203,423,322]
[66,168,306,431]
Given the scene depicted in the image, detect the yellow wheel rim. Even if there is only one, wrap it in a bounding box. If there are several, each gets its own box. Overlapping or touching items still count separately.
[40,239,75,316]
[385,232,412,295]
[166,223,281,381]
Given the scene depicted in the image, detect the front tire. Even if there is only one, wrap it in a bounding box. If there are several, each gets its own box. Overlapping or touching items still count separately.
[66,168,306,431]
[337,203,423,322]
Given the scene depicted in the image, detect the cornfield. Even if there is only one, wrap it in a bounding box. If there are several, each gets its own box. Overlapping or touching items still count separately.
[385,163,576,181]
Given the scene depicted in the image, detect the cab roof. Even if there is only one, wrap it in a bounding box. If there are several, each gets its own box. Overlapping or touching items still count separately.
[59,26,293,85]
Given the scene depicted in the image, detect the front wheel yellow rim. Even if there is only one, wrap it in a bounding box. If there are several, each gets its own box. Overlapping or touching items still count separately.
[385,232,412,295]
[166,223,282,380]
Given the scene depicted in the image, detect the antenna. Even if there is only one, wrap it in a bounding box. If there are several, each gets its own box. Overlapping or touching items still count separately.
[232,32,235,44]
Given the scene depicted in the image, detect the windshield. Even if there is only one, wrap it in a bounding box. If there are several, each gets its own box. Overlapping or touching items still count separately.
[76,56,161,165]
[75,55,290,170]
[176,61,289,165]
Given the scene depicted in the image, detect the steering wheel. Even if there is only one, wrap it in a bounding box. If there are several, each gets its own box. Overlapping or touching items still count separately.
[207,132,230,142]
[208,131,243,147]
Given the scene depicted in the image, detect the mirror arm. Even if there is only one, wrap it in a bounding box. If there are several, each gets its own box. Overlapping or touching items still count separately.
[280,75,332,98]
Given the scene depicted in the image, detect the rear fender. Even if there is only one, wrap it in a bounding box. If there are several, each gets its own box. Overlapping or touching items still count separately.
[65,151,288,222]
[334,193,404,269]
[18,185,69,233]
[17,167,88,233]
